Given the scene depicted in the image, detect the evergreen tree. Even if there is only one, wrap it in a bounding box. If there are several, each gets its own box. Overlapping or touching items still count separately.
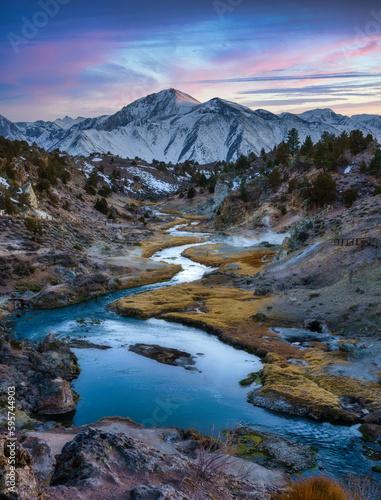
[313,141,331,174]
[239,179,248,202]
[342,188,358,207]
[268,167,282,190]
[4,194,15,215]
[236,154,248,169]
[94,198,109,215]
[187,186,196,199]
[300,135,313,157]
[275,141,289,166]
[369,149,381,177]
[287,128,300,155]
[349,129,366,155]
[311,173,337,206]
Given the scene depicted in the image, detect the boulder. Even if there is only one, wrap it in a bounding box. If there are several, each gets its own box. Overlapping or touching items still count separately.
[130,484,188,499]
[21,182,38,209]
[51,427,173,488]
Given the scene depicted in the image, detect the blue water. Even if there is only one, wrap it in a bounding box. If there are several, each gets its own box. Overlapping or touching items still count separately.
[13,230,379,480]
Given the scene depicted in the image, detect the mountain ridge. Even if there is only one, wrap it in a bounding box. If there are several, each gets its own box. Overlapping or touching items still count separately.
[1,88,380,163]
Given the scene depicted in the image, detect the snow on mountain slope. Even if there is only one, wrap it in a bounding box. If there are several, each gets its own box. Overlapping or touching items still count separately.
[296,109,379,137]
[0,115,26,142]
[54,116,86,130]
[101,88,200,131]
[1,90,381,163]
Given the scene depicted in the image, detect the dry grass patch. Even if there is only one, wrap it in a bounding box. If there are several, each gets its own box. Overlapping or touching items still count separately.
[159,218,188,230]
[257,363,343,417]
[116,264,182,289]
[311,373,381,410]
[272,475,352,500]
[141,236,205,258]
[182,244,276,276]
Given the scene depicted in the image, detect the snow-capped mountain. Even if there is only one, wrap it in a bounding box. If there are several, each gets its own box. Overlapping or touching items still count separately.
[0,115,26,142]
[1,89,380,163]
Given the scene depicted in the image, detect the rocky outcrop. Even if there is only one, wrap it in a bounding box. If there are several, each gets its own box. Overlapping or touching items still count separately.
[0,439,41,500]
[21,182,38,209]
[0,333,80,423]
[359,423,381,444]
[50,427,179,487]
[130,484,188,499]
[30,273,110,309]
[12,419,287,499]
[129,343,197,370]
[234,427,316,474]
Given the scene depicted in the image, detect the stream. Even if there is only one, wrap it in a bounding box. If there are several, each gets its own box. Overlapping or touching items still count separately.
[14,226,375,479]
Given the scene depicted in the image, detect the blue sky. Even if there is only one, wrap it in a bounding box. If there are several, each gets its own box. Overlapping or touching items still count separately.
[1,0,381,121]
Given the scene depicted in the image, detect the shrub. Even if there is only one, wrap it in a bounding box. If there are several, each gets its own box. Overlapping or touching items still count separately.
[98,185,112,197]
[84,183,96,196]
[271,475,350,500]
[268,167,282,190]
[373,185,381,196]
[24,217,43,241]
[187,426,252,497]
[94,198,109,215]
[343,473,381,500]
[187,186,196,199]
[360,160,368,174]
[288,178,298,193]
[342,188,358,207]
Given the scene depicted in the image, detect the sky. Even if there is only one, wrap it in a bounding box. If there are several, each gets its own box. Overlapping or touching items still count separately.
[0,0,381,121]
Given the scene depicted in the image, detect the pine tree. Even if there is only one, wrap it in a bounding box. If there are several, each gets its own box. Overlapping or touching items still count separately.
[300,135,313,157]
[287,128,300,156]
[369,149,381,177]
[239,179,248,202]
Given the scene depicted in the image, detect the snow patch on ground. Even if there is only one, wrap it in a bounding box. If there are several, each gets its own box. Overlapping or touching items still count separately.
[0,177,10,188]
[127,167,178,193]
[344,165,353,174]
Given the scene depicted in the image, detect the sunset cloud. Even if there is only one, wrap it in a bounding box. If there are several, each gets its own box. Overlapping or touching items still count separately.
[1,0,381,120]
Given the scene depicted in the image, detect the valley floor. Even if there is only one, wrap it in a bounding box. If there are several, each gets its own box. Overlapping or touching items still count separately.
[1,200,381,498]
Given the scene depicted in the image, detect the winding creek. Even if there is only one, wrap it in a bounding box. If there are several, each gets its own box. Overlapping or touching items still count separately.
[14,226,374,479]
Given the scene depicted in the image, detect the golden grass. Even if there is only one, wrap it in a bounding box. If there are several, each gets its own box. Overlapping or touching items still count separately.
[159,218,188,230]
[141,236,205,258]
[311,373,381,409]
[116,264,182,289]
[272,475,354,500]
[257,363,342,418]
[182,245,276,276]
[110,282,301,357]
